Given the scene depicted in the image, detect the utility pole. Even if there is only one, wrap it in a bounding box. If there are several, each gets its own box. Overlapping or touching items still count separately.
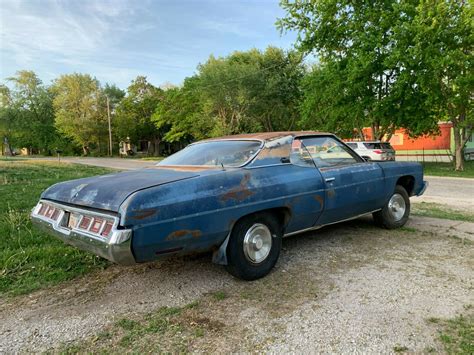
[107,96,112,156]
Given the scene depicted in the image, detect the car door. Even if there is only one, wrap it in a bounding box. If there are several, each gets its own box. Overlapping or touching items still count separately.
[296,136,386,226]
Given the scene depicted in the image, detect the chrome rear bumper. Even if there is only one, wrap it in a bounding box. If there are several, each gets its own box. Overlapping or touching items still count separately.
[31,200,136,265]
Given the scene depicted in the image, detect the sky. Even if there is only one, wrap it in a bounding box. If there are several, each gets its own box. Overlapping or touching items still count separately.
[0,0,297,89]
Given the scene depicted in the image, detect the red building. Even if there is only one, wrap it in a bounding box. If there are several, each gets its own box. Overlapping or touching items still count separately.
[360,123,453,161]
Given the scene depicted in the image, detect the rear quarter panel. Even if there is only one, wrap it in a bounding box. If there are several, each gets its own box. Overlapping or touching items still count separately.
[121,165,325,262]
[377,161,424,199]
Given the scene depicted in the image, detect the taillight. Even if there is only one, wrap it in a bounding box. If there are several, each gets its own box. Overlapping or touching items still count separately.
[89,218,103,233]
[38,204,48,216]
[38,204,61,220]
[101,221,114,237]
[79,216,92,230]
[373,150,383,154]
[51,208,61,221]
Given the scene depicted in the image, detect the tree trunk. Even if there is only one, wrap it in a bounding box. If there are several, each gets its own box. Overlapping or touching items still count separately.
[452,126,464,171]
[153,137,161,156]
[82,145,90,156]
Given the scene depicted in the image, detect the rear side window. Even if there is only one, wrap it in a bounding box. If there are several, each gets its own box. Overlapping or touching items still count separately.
[292,136,362,168]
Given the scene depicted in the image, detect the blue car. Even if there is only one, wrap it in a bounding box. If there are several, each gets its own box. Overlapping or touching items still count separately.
[31,132,428,280]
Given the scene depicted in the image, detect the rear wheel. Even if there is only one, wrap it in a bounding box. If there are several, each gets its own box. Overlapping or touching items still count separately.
[373,185,410,229]
[225,213,282,280]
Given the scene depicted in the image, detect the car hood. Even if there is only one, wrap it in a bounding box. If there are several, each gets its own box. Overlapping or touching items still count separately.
[41,168,199,212]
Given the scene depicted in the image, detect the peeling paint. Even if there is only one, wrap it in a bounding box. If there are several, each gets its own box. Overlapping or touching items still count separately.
[70,184,88,199]
[166,229,202,241]
[130,208,159,220]
[313,194,324,210]
[327,189,336,199]
[220,174,255,202]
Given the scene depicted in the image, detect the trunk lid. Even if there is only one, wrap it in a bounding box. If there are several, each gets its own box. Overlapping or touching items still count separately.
[41,168,199,212]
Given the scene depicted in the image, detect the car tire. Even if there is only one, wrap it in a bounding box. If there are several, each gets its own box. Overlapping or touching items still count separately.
[373,185,410,229]
[225,213,282,281]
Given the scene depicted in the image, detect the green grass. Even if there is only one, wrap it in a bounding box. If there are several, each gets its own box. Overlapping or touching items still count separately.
[59,302,222,353]
[423,161,474,178]
[412,202,474,223]
[430,311,473,354]
[0,160,115,297]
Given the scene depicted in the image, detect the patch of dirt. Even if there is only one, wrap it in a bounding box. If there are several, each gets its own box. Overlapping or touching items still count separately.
[0,216,472,353]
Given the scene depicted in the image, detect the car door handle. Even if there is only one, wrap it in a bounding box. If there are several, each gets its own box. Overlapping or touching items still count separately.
[325,177,335,183]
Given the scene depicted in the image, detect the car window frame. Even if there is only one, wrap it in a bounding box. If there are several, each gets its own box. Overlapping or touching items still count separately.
[292,135,365,170]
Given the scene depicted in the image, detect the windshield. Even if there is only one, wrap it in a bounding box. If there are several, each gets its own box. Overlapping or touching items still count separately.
[157,140,262,167]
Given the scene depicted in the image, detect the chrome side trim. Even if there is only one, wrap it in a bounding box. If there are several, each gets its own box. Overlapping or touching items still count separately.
[416,180,429,196]
[283,209,382,238]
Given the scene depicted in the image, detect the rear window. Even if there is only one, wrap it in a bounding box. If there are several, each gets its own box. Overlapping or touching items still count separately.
[158,140,262,167]
[363,142,393,150]
[363,143,382,149]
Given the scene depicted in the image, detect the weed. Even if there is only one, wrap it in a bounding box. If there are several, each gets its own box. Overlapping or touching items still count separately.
[212,291,227,301]
[400,226,418,233]
[430,312,474,354]
[393,345,409,352]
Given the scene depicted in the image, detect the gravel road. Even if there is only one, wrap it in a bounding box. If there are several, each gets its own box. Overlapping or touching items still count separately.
[0,215,472,353]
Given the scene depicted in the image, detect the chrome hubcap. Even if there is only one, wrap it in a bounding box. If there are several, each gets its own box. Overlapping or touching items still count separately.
[388,193,406,221]
[243,223,272,264]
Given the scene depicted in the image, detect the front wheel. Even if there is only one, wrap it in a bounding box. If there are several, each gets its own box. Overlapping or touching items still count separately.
[373,185,410,229]
[225,213,282,280]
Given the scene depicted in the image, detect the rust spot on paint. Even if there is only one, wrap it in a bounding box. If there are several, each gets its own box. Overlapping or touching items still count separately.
[221,174,255,202]
[131,208,158,220]
[313,194,324,209]
[327,189,336,199]
[166,229,202,241]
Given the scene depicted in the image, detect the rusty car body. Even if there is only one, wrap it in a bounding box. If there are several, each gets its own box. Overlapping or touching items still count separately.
[31,132,428,280]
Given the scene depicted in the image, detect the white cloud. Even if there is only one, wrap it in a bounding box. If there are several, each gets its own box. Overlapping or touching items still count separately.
[0,0,154,67]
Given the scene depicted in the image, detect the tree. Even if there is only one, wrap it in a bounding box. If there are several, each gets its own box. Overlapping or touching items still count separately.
[52,73,107,155]
[153,76,213,143]
[114,76,164,155]
[412,0,473,171]
[192,47,305,136]
[0,84,16,155]
[6,71,58,154]
[153,47,305,142]
[278,0,437,141]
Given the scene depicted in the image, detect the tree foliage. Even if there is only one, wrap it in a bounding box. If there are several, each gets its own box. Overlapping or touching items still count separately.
[154,47,305,142]
[411,0,473,170]
[52,73,107,155]
[278,0,437,141]
[114,76,164,155]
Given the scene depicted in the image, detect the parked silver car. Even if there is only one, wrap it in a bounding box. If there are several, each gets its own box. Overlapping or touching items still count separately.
[346,141,396,161]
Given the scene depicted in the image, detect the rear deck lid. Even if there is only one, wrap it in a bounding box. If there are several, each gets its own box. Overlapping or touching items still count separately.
[41,168,198,212]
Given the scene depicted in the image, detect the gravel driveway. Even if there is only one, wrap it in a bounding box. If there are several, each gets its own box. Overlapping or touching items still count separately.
[0,215,472,353]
